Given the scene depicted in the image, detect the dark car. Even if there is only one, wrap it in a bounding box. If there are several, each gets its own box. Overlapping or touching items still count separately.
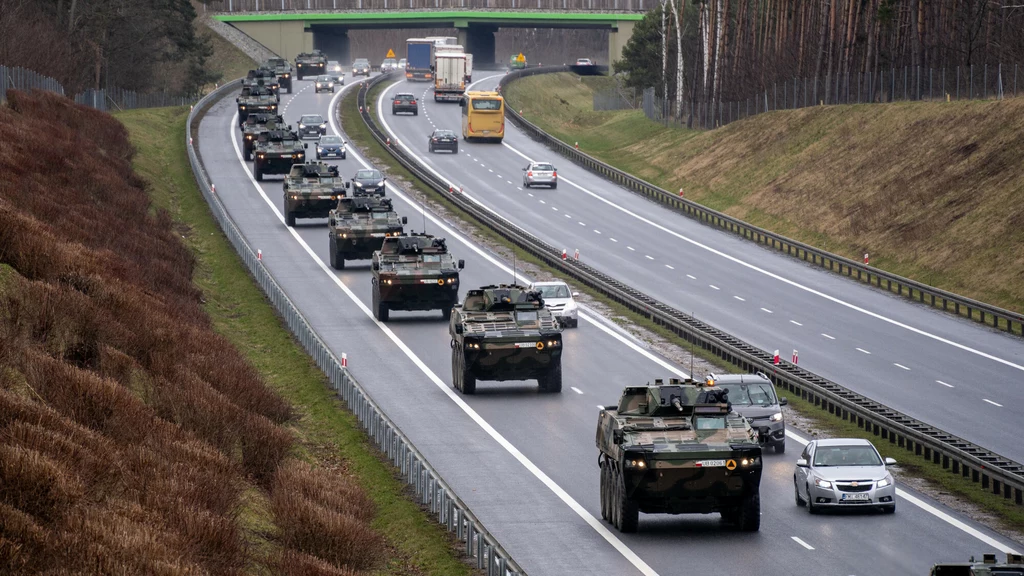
[314,74,336,93]
[428,129,458,154]
[297,114,327,139]
[391,93,418,115]
[316,135,347,160]
[352,58,371,77]
[348,168,386,196]
[710,372,788,453]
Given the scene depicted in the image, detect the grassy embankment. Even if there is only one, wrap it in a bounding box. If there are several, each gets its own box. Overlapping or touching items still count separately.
[504,73,1024,320]
[504,72,1024,533]
[200,19,259,88]
[115,102,474,574]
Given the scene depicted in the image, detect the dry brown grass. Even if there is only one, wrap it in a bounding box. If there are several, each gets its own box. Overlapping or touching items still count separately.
[0,91,383,574]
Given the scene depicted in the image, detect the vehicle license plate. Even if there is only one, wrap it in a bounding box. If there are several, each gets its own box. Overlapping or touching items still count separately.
[513,342,537,348]
[696,460,725,468]
[370,233,386,237]
[841,493,870,501]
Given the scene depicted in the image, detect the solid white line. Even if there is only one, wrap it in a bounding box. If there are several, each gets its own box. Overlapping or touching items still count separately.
[761,307,773,313]
[984,399,1003,407]
[734,296,746,301]
[856,348,872,354]
[686,274,697,280]
[791,536,815,551]
[894,363,910,371]
[709,285,720,290]
[571,387,584,395]
[497,141,1024,375]
[821,333,835,340]
[665,265,674,270]
[790,320,803,326]
[936,380,955,388]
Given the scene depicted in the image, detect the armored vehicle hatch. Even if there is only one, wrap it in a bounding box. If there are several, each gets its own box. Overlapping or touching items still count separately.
[370,233,463,322]
[328,197,407,269]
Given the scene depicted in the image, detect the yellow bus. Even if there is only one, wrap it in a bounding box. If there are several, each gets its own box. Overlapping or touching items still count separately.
[460,91,505,142]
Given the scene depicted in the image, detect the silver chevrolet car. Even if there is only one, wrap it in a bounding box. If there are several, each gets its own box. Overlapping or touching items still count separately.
[794,438,897,514]
[522,161,557,189]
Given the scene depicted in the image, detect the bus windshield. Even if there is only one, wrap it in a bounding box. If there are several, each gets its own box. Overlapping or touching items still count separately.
[471,99,502,111]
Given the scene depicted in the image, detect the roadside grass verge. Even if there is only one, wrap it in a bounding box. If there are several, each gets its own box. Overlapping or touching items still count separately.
[503,73,1024,316]
[200,21,257,89]
[116,104,472,576]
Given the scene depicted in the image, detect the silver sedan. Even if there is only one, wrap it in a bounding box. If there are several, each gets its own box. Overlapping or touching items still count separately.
[794,438,897,513]
[522,162,557,189]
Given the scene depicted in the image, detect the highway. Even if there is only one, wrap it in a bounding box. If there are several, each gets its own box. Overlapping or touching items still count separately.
[376,73,1024,464]
[195,72,1021,575]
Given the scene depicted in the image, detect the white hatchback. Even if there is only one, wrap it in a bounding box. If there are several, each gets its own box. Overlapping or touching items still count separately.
[530,281,579,328]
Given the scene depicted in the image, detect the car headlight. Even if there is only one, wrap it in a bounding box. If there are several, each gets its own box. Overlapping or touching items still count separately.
[317,147,323,152]
[354,182,363,187]
[319,123,326,128]
[876,477,892,488]
[376,181,384,187]
[298,124,305,129]
[814,478,833,489]
[769,412,783,422]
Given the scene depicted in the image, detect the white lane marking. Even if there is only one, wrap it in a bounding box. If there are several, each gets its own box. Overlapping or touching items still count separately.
[894,363,911,371]
[507,180,512,184]
[579,222,586,226]
[790,320,803,326]
[984,399,1003,407]
[709,285,720,290]
[856,347,872,354]
[488,168,494,173]
[564,214,572,218]
[686,274,697,280]
[497,174,503,179]
[627,246,635,251]
[821,333,835,340]
[791,536,815,551]
[540,200,546,204]
[734,296,746,302]
[761,307,773,313]
[527,192,533,196]
[594,230,601,234]
[610,238,618,242]
[552,207,558,211]
[571,387,584,395]
[497,142,1024,375]
[665,265,674,270]
[936,380,955,388]
[645,255,654,260]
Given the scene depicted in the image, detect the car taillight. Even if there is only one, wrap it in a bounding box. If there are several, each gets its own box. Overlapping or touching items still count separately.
[432,138,438,142]
[411,100,416,105]
[527,171,532,177]
[552,171,557,178]
[395,100,401,105]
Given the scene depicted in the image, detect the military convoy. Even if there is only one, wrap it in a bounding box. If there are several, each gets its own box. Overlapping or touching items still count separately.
[328,197,407,269]
[243,68,280,94]
[282,162,346,226]
[449,284,563,394]
[930,553,1024,575]
[371,233,464,322]
[236,82,279,125]
[596,377,763,533]
[241,113,286,160]
[253,129,307,182]
[262,58,294,93]
[296,50,328,80]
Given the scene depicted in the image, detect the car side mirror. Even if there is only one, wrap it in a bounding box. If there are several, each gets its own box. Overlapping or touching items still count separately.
[572,292,579,297]
[779,397,788,406]
[884,457,897,466]
[612,429,624,445]
[345,182,351,189]
[401,216,408,224]
[371,262,380,271]
[235,98,240,102]
[459,99,465,107]
[458,259,465,270]
[304,143,308,149]
[796,458,808,468]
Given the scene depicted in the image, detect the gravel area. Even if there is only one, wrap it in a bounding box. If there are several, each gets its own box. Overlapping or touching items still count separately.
[203,16,280,62]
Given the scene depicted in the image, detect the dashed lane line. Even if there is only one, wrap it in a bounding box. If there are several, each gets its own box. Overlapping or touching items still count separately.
[894,363,911,371]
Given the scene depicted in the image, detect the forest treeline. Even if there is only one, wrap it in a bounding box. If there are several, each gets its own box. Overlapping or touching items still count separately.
[616,0,1024,117]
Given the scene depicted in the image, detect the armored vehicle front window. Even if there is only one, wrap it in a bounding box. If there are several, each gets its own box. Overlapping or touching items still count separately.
[462,295,486,311]
[718,383,776,406]
[370,212,390,220]
[696,417,726,430]
[515,311,538,323]
[812,445,882,467]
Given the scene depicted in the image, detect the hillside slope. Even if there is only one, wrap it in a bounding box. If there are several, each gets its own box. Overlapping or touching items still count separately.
[505,73,1024,314]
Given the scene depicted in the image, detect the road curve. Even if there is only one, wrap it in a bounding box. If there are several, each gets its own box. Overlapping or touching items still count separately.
[196,72,1020,576]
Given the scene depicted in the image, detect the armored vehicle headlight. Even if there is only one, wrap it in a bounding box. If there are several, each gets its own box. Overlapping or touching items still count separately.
[814,478,832,489]
[546,340,559,347]
[625,459,646,468]
[446,277,455,284]
[239,105,247,110]
[466,342,480,349]
[270,105,277,109]
[740,457,758,466]
[769,412,783,422]
[341,233,347,238]
[289,194,297,199]
[383,278,393,285]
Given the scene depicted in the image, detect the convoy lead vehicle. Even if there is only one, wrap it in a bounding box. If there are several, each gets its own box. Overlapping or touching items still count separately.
[596,377,763,533]
[371,234,463,322]
[328,197,406,269]
[449,284,563,395]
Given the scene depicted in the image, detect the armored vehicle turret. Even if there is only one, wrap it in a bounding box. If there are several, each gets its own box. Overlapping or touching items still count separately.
[328,196,406,269]
[930,553,1024,575]
[243,68,280,94]
[281,162,345,227]
[449,284,563,395]
[241,114,286,160]
[296,50,327,80]
[236,82,279,125]
[596,377,763,533]
[252,129,306,183]
[262,58,294,93]
[370,233,464,322]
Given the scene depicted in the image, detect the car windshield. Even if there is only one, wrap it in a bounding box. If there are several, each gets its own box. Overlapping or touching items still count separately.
[317,76,331,81]
[718,383,776,406]
[434,130,454,137]
[813,445,882,467]
[354,59,369,66]
[356,170,382,180]
[268,58,285,66]
[301,115,323,124]
[320,136,342,144]
[397,94,414,101]
[535,284,570,299]
[532,163,554,171]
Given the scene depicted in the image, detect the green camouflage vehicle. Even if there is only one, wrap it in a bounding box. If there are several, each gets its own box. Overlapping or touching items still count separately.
[930,553,1024,575]
[253,129,307,183]
[236,82,279,125]
[596,377,763,533]
[371,233,464,322]
[328,196,407,269]
[241,114,286,160]
[261,58,294,93]
[282,162,345,227]
[449,284,563,395]
[295,50,327,80]
[243,68,280,94]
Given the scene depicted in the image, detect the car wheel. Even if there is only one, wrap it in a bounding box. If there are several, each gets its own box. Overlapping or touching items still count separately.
[794,479,806,507]
[441,306,452,321]
[524,181,530,188]
[882,502,896,514]
[414,110,418,116]
[806,485,819,514]
[428,144,434,153]
[315,152,320,160]
[539,362,562,393]
[453,146,458,154]
[551,182,558,189]
[775,440,786,454]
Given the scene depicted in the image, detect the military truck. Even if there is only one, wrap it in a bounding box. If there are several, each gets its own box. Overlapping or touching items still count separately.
[236,82,279,125]
[252,129,307,183]
[449,284,563,395]
[295,50,327,80]
[243,68,280,94]
[596,377,763,533]
[930,553,1024,575]
[328,196,407,269]
[370,233,464,322]
[241,114,286,160]
[262,57,294,93]
[282,162,345,227]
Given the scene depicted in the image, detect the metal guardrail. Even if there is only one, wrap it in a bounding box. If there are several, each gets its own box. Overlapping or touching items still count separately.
[357,71,1024,506]
[186,81,524,576]
[496,67,1024,338]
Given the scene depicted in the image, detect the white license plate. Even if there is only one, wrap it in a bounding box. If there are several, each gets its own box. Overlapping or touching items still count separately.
[513,342,539,349]
[695,460,725,468]
[841,493,870,501]
[370,233,386,238]
[418,279,439,284]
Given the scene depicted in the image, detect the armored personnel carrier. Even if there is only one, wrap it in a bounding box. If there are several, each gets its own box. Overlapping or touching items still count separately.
[930,553,1024,575]
[596,377,763,533]
[296,50,327,80]
[236,82,279,125]
[241,114,286,160]
[282,162,345,227]
[243,68,280,94]
[328,196,407,269]
[449,284,563,395]
[262,57,294,93]
[253,129,307,183]
[371,233,464,322]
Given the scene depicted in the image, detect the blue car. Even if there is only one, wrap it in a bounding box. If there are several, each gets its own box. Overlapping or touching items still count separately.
[316,134,347,160]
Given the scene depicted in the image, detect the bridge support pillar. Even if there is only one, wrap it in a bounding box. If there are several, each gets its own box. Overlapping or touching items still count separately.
[457,25,496,67]
[230,20,312,62]
[608,19,635,67]
[313,27,350,64]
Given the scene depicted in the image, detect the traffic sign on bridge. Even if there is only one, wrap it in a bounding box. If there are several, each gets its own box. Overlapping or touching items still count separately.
[386,49,396,58]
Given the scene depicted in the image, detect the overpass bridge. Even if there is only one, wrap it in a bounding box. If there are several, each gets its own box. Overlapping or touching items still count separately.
[211,9,645,66]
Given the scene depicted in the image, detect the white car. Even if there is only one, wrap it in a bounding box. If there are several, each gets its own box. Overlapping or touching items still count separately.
[530,281,579,328]
[794,438,897,514]
[574,58,594,66]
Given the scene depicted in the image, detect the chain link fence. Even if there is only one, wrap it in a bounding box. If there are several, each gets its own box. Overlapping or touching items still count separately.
[2,64,197,111]
[203,0,647,12]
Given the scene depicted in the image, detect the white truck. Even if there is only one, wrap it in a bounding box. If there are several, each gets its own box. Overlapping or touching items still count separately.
[433,53,467,102]
[434,45,473,84]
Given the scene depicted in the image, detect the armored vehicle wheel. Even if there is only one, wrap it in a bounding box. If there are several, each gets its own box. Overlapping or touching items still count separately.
[372,284,389,322]
[452,348,476,394]
[600,461,611,521]
[794,479,806,507]
[329,240,345,270]
[736,492,760,532]
[538,363,562,393]
[285,212,296,227]
[254,165,263,182]
[613,467,639,533]
[442,306,452,321]
[774,440,786,454]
